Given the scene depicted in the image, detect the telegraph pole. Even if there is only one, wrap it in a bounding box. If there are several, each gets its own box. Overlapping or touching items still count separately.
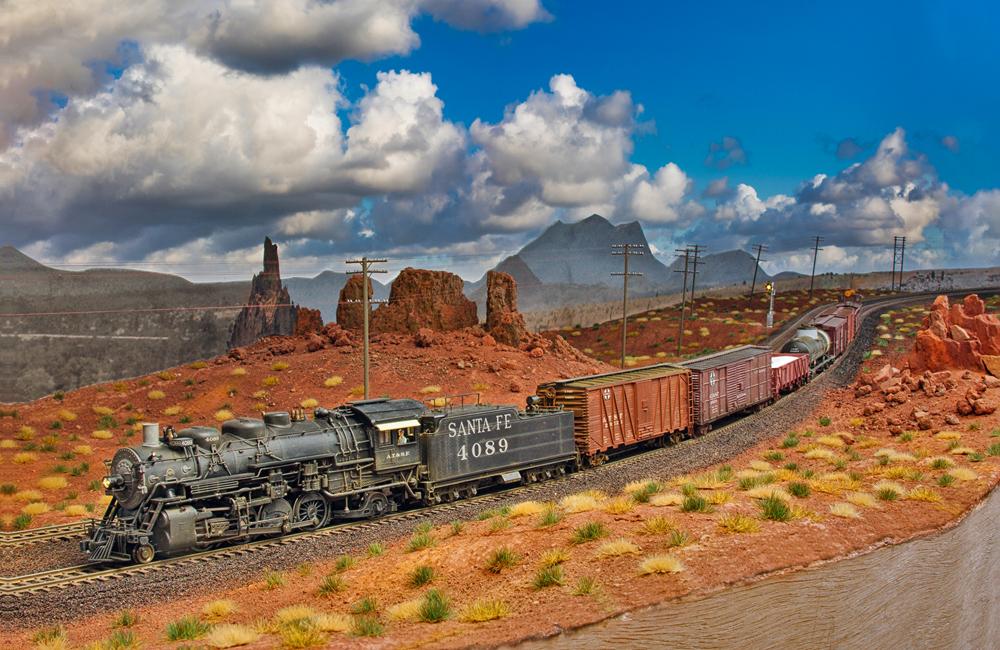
[893,236,906,291]
[345,257,387,399]
[687,244,706,318]
[809,236,824,297]
[674,248,692,357]
[612,244,643,369]
[747,244,768,309]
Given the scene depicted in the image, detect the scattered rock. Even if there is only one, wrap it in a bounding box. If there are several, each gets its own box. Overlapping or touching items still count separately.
[984,375,1000,389]
[956,400,973,416]
[228,348,246,361]
[481,334,497,347]
[855,385,873,398]
[268,338,296,356]
[509,382,522,393]
[529,347,544,359]
[306,334,326,353]
[414,328,437,348]
[973,398,998,415]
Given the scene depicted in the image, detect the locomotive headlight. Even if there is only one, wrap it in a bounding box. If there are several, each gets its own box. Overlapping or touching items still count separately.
[102,477,111,489]
[103,475,125,489]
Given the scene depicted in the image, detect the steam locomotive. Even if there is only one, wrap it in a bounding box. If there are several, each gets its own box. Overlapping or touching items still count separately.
[83,397,574,563]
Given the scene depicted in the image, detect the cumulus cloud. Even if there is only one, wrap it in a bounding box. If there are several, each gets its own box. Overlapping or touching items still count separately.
[421,0,552,32]
[702,176,734,199]
[703,136,748,170]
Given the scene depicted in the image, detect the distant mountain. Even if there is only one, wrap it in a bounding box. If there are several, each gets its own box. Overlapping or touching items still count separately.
[772,271,806,280]
[285,271,389,325]
[666,249,773,294]
[1,245,247,403]
[518,214,672,285]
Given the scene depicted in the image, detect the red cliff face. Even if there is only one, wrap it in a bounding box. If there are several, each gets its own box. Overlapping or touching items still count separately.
[486,270,529,346]
[371,268,478,335]
[336,274,374,329]
[227,237,298,349]
[908,294,1000,374]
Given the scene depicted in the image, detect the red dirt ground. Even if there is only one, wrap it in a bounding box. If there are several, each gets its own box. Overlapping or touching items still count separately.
[6,297,1000,650]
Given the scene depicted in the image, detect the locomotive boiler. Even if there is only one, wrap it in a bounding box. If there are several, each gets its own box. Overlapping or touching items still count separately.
[83,397,575,564]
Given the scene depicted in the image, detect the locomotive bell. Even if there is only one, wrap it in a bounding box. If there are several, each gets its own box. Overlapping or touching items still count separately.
[142,422,161,447]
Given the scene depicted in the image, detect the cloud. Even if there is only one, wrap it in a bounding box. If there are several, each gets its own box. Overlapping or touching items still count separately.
[835,137,865,160]
[941,135,960,154]
[703,136,748,170]
[421,0,552,32]
[702,176,734,199]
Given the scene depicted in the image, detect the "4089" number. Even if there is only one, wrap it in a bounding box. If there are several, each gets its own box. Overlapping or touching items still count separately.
[457,438,509,461]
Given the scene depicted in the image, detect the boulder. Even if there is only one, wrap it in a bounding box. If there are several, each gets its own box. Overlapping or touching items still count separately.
[413,328,436,348]
[983,355,1000,377]
[370,268,478,335]
[984,375,1000,389]
[306,334,326,352]
[974,398,998,415]
[337,274,374,330]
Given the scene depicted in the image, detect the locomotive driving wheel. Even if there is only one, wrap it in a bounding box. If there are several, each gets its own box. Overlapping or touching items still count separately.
[293,493,330,530]
[132,543,154,564]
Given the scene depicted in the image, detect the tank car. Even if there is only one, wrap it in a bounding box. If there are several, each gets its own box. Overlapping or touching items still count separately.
[781,327,831,365]
[83,397,574,564]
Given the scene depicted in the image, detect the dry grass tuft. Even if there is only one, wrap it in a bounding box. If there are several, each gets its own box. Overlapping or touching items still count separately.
[508,501,546,518]
[164,406,182,416]
[846,492,879,509]
[559,493,601,513]
[92,406,114,416]
[625,478,663,493]
[817,436,845,448]
[22,502,50,515]
[92,430,113,440]
[638,554,685,575]
[774,469,798,482]
[16,490,43,502]
[691,472,728,489]
[13,452,38,464]
[789,504,823,522]
[538,547,571,568]
[650,493,684,507]
[949,467,978,481]
[0,440,14,449]
[601,496,635,514]
[17,426,36,440]
[718,513,761,534]
[949,447,975,455]
[205,623,260,648]
[593,538,642,558]
[314,613,349,633]
[935,431,961,440]
[147,390,165,400]
[202,599,238,621]
[215,410,234,422]
[387,599,423,621]
[746,486,790,501]
[804,448,834,460]
[64,505,88,517]
[229,368,248,377]
[462,599,512,623]
[872,480,907,495]
[274,605,317,626]
[420,385,442,394]
[300,398,319,409]
[323,376,343,387]
[638,515,677,535]
[39,476,68,490]
[829,503,861,519]
[749,460,773,472]
[706,490,735,505]
[57,410,77,422]
[907,487,942,502]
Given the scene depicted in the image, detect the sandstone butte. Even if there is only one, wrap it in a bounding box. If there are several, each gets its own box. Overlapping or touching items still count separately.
[908,294,1000,374]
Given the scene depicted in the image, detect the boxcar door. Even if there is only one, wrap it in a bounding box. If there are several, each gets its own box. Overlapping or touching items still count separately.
[636,380,654,438]
[735,362,748,409]
[707,369,722,420]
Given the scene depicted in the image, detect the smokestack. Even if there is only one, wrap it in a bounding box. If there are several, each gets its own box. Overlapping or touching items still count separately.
[142,423,160,447]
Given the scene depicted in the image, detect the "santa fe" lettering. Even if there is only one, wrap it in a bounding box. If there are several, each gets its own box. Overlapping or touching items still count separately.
[447,413,512,437]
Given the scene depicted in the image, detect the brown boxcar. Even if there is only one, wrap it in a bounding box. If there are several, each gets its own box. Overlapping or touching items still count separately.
[771,353,810,394]
[674,346,772,432]
[535,364,691,464]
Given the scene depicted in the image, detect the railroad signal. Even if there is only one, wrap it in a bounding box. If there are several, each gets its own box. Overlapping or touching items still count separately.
[765,282,775,327]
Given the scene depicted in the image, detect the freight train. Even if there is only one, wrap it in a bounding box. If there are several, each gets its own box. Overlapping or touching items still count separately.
[83,294,861,564]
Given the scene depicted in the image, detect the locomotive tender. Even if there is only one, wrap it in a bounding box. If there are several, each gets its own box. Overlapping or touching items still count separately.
[85,293,864,564]
[83,397,574,563]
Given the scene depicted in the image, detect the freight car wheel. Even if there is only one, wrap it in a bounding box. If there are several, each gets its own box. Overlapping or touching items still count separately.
[293,493,329,530]
[132,543,154,565]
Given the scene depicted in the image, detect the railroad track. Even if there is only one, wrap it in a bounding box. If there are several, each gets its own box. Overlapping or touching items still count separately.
[0,522,88,547]
[6,288,996,597]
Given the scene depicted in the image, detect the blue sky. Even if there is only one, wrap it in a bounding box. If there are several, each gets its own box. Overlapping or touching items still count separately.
[2,0,999,281]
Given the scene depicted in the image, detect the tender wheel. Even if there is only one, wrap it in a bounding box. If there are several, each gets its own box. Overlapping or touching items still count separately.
[132,543,154,564]
[293,493,330,530]
[367,492,389,517]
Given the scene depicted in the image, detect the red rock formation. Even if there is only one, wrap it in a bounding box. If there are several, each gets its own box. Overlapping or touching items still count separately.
[293,308,323,336]
[907,294,1000,373]
[485,270,529,346]
[370,268,478,335]
[227,237,297,349]
[337,274,374,329]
